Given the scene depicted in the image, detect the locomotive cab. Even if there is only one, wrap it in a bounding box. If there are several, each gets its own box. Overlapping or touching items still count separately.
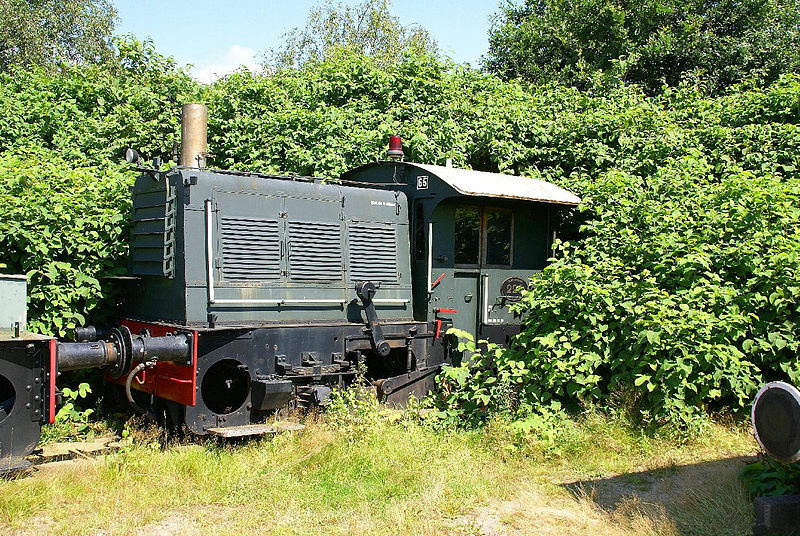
[341,162,580,346]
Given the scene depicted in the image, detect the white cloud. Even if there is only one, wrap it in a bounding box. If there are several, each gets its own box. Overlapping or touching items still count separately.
[192,44,260,84]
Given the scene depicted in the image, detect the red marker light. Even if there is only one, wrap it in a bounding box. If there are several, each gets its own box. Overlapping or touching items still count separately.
[387,135,403,160]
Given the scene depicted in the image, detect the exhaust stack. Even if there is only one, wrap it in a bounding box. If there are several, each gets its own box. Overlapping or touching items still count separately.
[180,103,208,168]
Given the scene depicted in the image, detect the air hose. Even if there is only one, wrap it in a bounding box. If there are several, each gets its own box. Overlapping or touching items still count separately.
[125,360,156,414]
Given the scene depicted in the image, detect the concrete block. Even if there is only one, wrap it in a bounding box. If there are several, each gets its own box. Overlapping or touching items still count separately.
[754,494,800,535]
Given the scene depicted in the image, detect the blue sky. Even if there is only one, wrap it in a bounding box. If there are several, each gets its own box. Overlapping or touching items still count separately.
[114,1,501,83]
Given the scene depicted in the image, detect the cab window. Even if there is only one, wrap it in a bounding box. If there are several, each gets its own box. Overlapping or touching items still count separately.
[454,206,481,265]
[485,209,512,266]
[453,205,513,267]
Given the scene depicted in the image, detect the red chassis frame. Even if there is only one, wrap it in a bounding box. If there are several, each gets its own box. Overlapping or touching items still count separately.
[105,320,199,407]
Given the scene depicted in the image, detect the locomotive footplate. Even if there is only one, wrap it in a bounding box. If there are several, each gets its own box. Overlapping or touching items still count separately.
[206,422,305,438]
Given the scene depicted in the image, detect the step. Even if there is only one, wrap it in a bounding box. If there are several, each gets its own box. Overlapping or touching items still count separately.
[205,422,305,438]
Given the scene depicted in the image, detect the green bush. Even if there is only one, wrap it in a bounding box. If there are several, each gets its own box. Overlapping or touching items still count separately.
[512,167,800,426]
[485,0,800,95]
[0,38,198,334]
[1,48,799,428]
[205,53,477,176]
[740,457,800,497]
[40,381,96,443]
[436,329,519,426]
[0,38,198,168]
[0,149,130,335]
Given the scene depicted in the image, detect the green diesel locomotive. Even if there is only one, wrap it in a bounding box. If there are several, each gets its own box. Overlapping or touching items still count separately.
[0,105,579,471]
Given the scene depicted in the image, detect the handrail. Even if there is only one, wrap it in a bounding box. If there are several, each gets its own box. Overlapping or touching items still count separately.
[427,221,433,292]
[205,199,216,305]
[211,298,347,306]
[481,273,490,325]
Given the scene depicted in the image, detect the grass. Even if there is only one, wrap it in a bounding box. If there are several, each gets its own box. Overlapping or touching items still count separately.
[0,410,757,535]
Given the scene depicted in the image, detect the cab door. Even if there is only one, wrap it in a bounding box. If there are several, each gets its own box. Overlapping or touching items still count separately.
[451,271,479,334]
[434,203,516,339]
[449,206,483,335]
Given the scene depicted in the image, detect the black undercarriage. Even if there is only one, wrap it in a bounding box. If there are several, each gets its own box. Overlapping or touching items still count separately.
[125,319,450,435]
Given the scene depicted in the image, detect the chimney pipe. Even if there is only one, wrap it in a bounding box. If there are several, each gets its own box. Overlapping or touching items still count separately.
[180,103,208,168]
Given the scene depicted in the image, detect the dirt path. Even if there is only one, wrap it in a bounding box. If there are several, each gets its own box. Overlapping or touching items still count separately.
[455,455,755,536]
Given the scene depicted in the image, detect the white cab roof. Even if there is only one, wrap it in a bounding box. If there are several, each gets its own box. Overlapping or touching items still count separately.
[411,163,581,205]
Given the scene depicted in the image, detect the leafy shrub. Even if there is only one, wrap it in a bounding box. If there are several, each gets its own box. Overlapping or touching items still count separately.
[326,383,382,430]
[0,37,198,334]
[432,76,800,428]
[512,166,800,426]
[0,149,130,335]
[436,329,523,425]
[1,48,800,429]
[740,456,800,497]
[40,381,96,443]
[485,0,800,95]
[0,39,197,168]
[205,52,475,176]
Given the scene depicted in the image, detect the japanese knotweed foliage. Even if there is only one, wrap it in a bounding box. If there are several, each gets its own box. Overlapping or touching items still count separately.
[205,53,482,176]
[512,163,800,426]
[0,149,130,335]
[0,38,198,167]
[1,48,800,426]
[0,39,199,335]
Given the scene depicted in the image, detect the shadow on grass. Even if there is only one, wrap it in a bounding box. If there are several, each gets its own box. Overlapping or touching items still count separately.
[562,455,757,536]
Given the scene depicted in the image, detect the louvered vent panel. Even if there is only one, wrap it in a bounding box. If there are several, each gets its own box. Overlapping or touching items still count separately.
[131,184,175,277]
[220,217,281,280]
[289,221,342,281]
[349,225,397,284]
